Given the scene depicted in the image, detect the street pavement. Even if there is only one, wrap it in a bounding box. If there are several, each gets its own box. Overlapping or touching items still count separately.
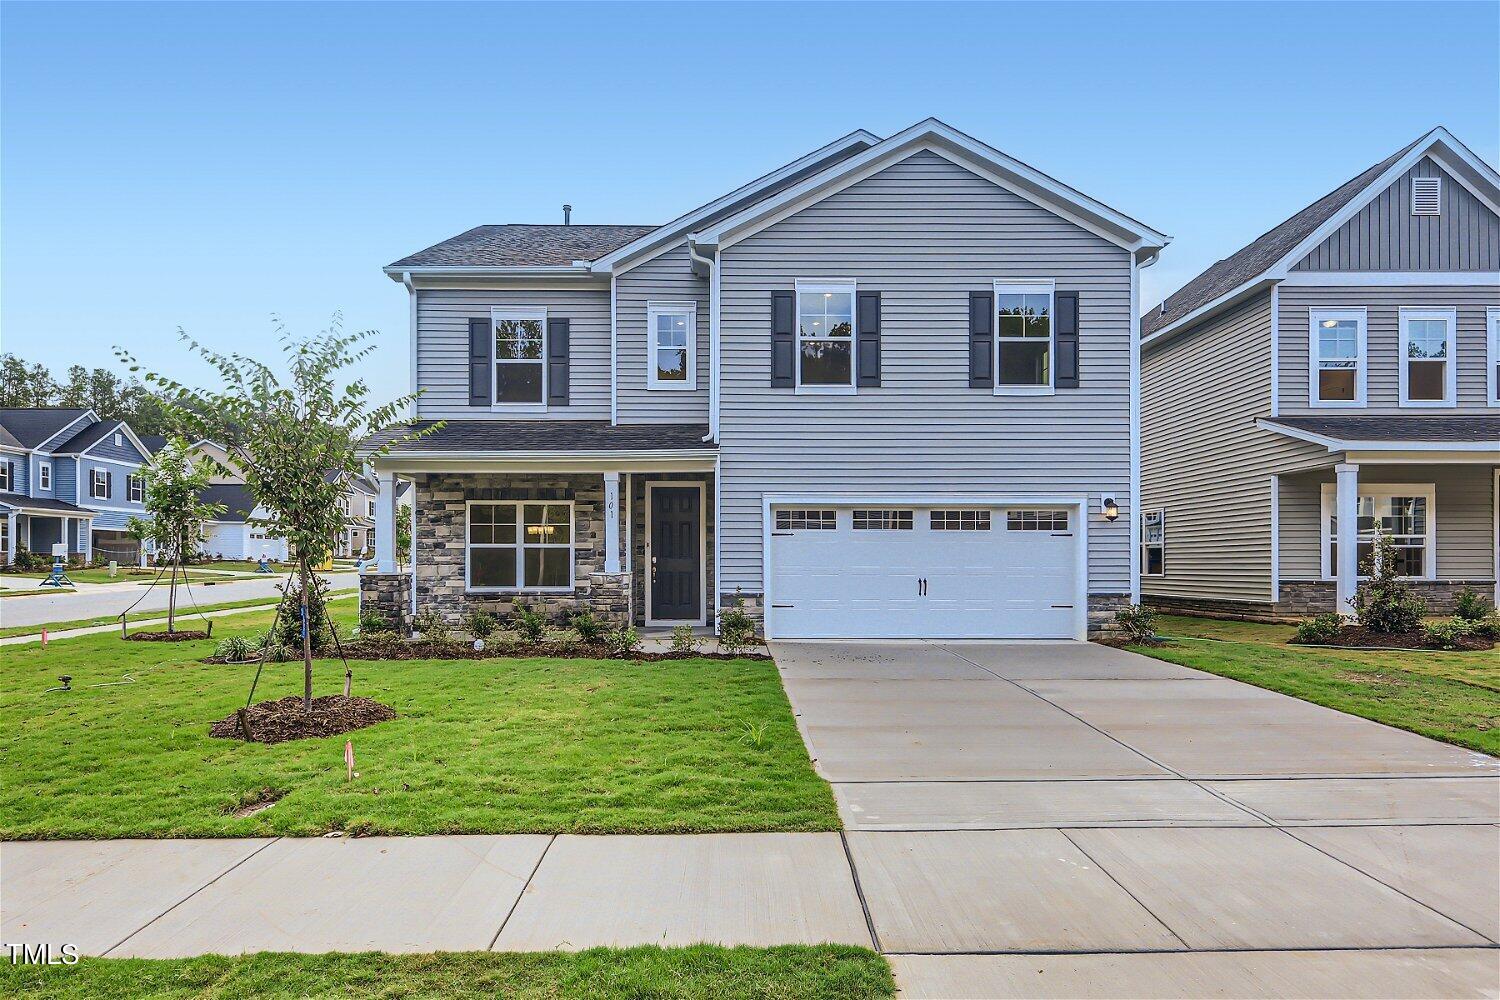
[0,572,358,629]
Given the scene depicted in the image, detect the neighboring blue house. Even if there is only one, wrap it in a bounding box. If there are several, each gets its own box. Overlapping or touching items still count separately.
[0,408,155,564]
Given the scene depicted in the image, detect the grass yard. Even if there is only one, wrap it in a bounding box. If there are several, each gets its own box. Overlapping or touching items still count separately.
[0,946,894,1000]
[0,605,838,838]
[0,592,355,640]
[1,567,255,587]
[1136,614,1499,754]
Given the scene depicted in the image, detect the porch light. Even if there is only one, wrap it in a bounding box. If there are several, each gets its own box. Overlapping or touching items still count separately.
[1102,497,1119,522]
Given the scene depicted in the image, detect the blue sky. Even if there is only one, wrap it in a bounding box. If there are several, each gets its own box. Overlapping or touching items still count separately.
[4,1,1497,404]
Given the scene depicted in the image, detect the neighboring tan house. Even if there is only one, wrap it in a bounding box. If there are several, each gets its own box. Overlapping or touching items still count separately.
[0,408,154,564]
[1140,127,1499,619]
[361,118,1170,639]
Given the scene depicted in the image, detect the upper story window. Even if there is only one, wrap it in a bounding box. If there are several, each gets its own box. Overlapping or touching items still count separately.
[127,474,144,503]
[646,302,697,391]
[1488,307,1499,407]
[1398,307,1456,407]
[996,282,1054,394]
[1309,309,1365,407]
[796,281,855,391]
[0,461,11,492]
[90,468,109,500]
[38,461,51,491]
[367,498,376,517]
[493,309,547,406]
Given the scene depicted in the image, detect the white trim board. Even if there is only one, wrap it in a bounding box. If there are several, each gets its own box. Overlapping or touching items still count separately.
[1279,270,1500,286]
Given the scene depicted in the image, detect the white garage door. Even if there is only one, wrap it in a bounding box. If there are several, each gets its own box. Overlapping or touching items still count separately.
[768,503,1081,639]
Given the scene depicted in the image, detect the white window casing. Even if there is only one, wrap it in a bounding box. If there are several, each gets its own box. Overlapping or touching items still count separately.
[1319,483,1436,581]
[994,280,1056,396]
[128,474,144,503]
[0,463,9,492]
[465,500,574,593]
[645,301,698,391]
[491,307,548,412]
[90,468,109,500]
[1397,307,1457,407]
[38,461,51,491]
[1308,308,1367,407]
[1488,307,1500,407]
[793,279,857,394]
[1142,509,1165,577]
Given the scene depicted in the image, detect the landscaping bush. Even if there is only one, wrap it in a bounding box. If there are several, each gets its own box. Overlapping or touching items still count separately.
[262,642,293,663]
[1453,587,1494,622]
[1294,613,1345,645]
[718,590,757,654]
[512,604,546,643]
[465,609,498,641]
[1422,618,1482,651]
[7,546,50,573]
[1468,613,1500,640]
[357,607,395,635]
[214,636,255,663]
[409,608,449,643]
[1350,533,1427,634]
[569,610,606,644]
[1111,604,1157,643]
[273,574,336,655]
[669,624,699,655]
[606,625,641,656]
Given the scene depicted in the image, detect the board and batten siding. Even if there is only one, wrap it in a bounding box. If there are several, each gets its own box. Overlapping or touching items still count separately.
[1278,464,1496,582]
[614,244,711,423]
[1293,158,1500,272]
[716,149,1135,597]
[1277,284,1500,415]
[412,285,612,421]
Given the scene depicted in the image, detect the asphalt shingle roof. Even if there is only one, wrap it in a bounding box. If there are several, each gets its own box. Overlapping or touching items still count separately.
[1142,134,1428,338]
[0,495,96,515]
[52,419,125,456]
[363,421,714,455]
[0,408,92,449]
[1262,415,1500,444]
[388,224,657,269]
[200,483,258,523]
[139,434,169,455]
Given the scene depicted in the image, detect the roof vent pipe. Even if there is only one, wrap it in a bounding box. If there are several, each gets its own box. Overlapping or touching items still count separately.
[563,204,572,225]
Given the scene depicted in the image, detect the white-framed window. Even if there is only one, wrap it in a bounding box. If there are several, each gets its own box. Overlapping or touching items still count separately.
[1007,509,1069,531]
[1142,510,1165,576]
[795,280,856,392]
[492,307,547,408]
[367,498,376,517]
[646,301,697,391]
[1398,307,1457,407]
[1487,307,1499,407]
[995,281,1055,394]
[775,509,837,531]
[1320,484,1436,580]
[852,509,913,530]
[0,461,10,492]
[930,509,992,531]
[465,500,573,592]
[90,468,109,500]
[1308,309,1366,407]
[127,474,144,503]
[0,515,8,552]
[38,461,51,491]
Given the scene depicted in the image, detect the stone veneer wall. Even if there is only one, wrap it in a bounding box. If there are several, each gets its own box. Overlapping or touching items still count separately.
[1148,579,1497,621]
[359,572,411,629]
[411,473,631,627]
[631,473,715,626]
[1086,593,1132,635]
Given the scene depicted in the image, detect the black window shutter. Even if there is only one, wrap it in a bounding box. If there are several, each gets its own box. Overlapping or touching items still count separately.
[547,318,570,405]
[771,291,795,387]
[856,291,881,388]
[468,319,490,406]
[106,471,113,497]
[968,291,993,388]
[1055,291,1080,389]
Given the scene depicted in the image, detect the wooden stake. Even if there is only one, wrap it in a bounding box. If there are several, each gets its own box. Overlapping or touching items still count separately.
[344,740,354,781]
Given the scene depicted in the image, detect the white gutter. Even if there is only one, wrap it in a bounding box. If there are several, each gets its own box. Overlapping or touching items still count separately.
[687,238,720,443]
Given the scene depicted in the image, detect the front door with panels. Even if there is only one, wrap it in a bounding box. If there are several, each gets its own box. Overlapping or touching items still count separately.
[648,484,703,624]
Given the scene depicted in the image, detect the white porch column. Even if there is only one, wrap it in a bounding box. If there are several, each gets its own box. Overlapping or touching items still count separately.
[5,511,16,564]
[1335,462,1360,616]
[603,472,621,574]
[80,520,92,562]
[375,471,397,573]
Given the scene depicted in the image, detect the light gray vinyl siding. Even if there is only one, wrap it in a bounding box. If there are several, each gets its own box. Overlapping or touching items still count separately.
[1140,292,1332,603]
[717,149,1134,596]
[413,285,611,420]
[614,244,710,423]
[1293,159,1500,272]
[1279,464,1496,582]
[1278,284,1500,415]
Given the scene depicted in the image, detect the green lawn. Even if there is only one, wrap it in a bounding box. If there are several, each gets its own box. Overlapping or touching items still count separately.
[0,592,355,640]
[0,946,894,1000]
[2,567,256,586]
[0,605,838,838]
[1136,614,1499,754]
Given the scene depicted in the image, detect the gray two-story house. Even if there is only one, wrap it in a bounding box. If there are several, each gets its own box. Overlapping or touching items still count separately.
[1141,127,1499,619]
[362,119,1170,639]
[0,408,155,564]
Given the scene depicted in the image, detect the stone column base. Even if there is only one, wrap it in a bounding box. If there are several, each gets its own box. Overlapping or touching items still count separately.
[360,572,411,629]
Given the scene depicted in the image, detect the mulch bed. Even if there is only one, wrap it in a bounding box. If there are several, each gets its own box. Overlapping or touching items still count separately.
[126,629,211,642]
[209,695,397,744]
[1290,626,1493,652]
[202,637,771,664]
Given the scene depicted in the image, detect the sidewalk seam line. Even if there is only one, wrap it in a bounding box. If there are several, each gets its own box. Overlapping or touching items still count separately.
[488,834,555,951]
[101,836,282,957]
[838,830,883,953]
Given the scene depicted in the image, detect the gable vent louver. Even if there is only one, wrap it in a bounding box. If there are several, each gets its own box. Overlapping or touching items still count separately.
[1411,176,1441,216]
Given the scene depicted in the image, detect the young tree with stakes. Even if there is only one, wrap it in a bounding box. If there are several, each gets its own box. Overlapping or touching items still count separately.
[118,317,435,713]
[126,438,224,633]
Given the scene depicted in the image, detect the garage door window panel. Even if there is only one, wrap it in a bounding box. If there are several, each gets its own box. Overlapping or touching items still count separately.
[776,509,836,531]
[1007,509,1069,531]
[853,509,913,530]
[930,510,991,531]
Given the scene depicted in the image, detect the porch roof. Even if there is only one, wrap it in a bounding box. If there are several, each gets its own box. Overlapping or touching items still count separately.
[363,421,717,473]
[1259,416,1500,452]
[0,496,96,518]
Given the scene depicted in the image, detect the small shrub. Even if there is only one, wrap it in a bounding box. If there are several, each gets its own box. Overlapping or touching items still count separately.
[1422,618,1481,651]
[465,609,498,640]
[358,607,395,635]
[215,635,255,662]
[9,546,50,573]
[718,589,757,654]
[262,642,293,663]
[606,625,641,656]
[273,574,335,655]
[1294,613,1345,645]
[1111,604,1157,643]
[1350,533,1427,634]
[1453,587,1494,622]
[570,610,606,644]
[410,608,450,642]
[1468,613,1500,640]
[669,624,699,655]
[512,604,547,643]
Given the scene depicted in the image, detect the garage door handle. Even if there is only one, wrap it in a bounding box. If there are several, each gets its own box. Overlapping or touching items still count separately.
[917,577,927,596]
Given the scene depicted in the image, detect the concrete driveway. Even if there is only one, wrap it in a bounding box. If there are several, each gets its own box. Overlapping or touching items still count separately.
[774,640,1500,999]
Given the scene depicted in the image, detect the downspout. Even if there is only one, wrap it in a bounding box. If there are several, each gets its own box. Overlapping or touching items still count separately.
[403,271,418,420]
[687,238,719,443]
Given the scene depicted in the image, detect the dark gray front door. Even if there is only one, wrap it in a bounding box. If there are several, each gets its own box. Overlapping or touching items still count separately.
[650,486,701,622]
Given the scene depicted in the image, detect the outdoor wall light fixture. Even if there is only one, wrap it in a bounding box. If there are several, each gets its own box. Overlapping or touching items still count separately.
[1102,497,1120,521]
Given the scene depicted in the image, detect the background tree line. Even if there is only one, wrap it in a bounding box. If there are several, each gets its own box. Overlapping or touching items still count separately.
[0,353,179,435]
